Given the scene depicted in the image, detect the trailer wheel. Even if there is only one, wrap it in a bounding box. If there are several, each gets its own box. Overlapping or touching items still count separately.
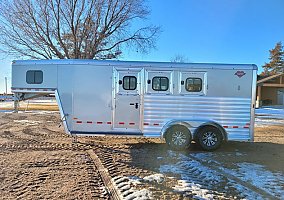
[196,126,222,151]
[165,125,192,150]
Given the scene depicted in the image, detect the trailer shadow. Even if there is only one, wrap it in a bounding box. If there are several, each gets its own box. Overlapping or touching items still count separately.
[124,140,284,174]
[80,137,284,174]
[77,137,284,198]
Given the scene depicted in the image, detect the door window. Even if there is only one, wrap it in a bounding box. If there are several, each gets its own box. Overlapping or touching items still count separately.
[179,72,207,95]
[185,78,202,92]
[152,77,169,91]
[145,70,173,94]
[123,76,137,90]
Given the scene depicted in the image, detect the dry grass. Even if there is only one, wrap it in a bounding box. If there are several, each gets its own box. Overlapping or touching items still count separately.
[18,104,59,111]
[0,102,59,111]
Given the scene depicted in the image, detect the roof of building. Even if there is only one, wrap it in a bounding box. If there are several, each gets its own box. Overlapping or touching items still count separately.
[257,73,284,84]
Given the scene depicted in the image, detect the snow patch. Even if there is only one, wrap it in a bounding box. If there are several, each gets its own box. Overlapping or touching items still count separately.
[125,189,152,200]
[128,176,142,186]
[143,174,164,183]
[159,151,270,199]
[112,176,152,200]
[231,163,284,198]
[173,180,217,199]
[255,106,284,127]
[13,119,41,125]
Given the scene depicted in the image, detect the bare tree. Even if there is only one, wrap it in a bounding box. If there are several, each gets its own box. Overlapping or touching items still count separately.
[170,54,189,63]
[0,0,160,59]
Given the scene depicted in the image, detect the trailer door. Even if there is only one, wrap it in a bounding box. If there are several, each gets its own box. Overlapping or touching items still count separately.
[113,68,142,133]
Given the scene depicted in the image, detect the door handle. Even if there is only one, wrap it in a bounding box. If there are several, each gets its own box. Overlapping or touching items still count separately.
[135,103,139,109]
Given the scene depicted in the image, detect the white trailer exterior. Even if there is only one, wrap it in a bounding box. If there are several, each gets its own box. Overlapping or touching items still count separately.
[12,60,257,150]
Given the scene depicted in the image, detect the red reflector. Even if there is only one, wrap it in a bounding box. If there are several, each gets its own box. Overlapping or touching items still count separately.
[223,126,228,128]
[107,122,112,125]
[233,126,238,128]
[87,121,93,124]
[153,123,159,126]
[129,122,135,125]
[144,123,149,126]
[97,122,103,124]
[119,122,125,125]
[244,126,250,128]
[76,121,82,124]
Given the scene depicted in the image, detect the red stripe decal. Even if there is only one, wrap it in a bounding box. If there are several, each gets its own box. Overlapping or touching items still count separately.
[76,121,82,124]
[87,121,93,124]
[97,122,103,124]
[144,123,149,126]
[107,122,112,125]
[129,122,135,125]
[233,126,238,128]
[153,123,159,126]
[223,126,228,128]
[119,122,125,125]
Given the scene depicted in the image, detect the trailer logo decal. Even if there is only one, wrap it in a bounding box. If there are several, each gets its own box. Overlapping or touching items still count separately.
[234,71,246,78]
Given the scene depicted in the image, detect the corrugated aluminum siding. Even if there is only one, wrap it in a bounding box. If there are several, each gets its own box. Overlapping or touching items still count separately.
[143,95,252,141]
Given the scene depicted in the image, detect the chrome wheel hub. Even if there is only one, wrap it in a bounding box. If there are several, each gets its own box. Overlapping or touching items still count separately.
[202,131,217,147]
[172,131,187,146]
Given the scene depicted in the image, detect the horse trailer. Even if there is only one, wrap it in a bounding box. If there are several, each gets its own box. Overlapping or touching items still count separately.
[11,60,257,150]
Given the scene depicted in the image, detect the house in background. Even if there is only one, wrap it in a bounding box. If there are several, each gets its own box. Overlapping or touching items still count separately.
[256,73,284,107]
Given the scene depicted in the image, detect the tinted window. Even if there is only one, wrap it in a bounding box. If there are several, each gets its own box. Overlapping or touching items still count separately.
[152,77,169,91]
[123,76,137,90]
[26,70,43,84]
[186,78,202,92]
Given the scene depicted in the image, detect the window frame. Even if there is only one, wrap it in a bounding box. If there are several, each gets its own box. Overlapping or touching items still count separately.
[26,70,43,84]
[185,77,203,92]
[122,76,137,90]
[152,76,169,91]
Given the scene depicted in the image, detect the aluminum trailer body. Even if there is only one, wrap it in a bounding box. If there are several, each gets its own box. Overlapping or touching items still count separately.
[12,60,257,150]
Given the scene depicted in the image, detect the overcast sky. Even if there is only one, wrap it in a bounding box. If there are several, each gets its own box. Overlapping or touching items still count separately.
[1,0,284,93]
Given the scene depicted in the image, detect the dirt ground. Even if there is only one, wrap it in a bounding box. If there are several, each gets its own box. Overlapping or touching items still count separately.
[0,111,283,199]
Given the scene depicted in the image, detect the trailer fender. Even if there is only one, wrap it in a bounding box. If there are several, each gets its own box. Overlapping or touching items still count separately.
[193,122,228,141]
[161,120,193,139]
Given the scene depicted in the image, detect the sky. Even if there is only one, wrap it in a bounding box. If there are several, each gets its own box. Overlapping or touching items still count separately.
[1,0,284,93]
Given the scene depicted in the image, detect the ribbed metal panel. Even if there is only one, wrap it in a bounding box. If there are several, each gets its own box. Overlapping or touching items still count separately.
[143,95,252,141]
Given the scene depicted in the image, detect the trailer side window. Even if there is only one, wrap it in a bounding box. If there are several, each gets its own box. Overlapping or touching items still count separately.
[186,78,202,92]
[123,76,137,90]
[26,70,43,84]
[152,77,169,91]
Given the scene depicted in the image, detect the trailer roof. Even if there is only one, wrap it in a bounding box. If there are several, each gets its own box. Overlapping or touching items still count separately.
[13,59,258,70]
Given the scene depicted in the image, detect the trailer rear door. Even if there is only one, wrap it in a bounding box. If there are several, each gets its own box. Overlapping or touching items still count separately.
[113,68,142,133]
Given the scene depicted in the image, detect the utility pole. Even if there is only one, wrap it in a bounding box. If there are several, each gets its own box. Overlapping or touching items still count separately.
[5,77,7,95]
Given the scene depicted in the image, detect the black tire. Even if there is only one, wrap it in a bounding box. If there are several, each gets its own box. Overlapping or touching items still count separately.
[196,126,222,151]
[165,125,192,150]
